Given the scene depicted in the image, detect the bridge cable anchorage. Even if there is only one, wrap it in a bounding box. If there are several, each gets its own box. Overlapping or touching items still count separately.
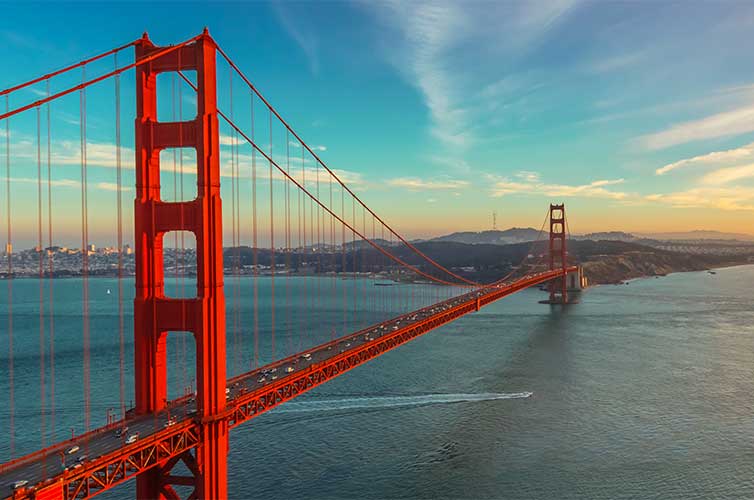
[213,45,487,288]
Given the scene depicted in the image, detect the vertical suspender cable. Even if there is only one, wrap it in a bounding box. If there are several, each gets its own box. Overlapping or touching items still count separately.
[362,206,366,327]
[341,188,345,334]
[46,79,56,439]
[229,68,238,376]
[316,161,321,339]
[268,108,275,361]
[4,95,13,457]
[329,175,334,342]
[302,146,308,345]
[352,197,356,325]
[302,141,307,347]
[235,106,242,368]
[284,132,292,355]
[296,142,302,350]
[80,66,91,433]
[178,52,187,395]
[171,73,181,391]
[251,94,258,369]
[114,55,125,418]
[36,107,47,457]
[297,144,303,348]
[309,181,314,322]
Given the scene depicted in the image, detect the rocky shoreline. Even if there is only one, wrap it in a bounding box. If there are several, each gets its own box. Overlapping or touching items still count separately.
[580,251,752,285]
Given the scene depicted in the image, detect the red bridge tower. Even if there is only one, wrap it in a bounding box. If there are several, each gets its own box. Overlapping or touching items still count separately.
[134,30,228,499]
[548,203,568,304]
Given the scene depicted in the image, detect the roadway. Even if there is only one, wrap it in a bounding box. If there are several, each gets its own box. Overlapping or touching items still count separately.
[0,270,567,499]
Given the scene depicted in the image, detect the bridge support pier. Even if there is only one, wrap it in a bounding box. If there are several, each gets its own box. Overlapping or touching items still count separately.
[134,30,227,500]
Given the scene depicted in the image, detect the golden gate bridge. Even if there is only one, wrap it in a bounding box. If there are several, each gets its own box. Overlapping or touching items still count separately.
[0,30,579,500]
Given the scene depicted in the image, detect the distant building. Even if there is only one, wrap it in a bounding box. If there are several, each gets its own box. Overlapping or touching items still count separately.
[123,244,133,255]
[87,244,96,254]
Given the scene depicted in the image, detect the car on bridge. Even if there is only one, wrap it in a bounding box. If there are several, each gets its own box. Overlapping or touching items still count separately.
[10,480,27,490]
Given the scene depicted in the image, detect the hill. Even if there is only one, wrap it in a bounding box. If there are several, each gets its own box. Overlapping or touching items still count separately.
[635,230,754,242]
[222,239,754,285]
[425,228,541,245]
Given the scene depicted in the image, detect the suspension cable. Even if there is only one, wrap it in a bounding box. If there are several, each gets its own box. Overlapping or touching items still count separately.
[176,70,476,288]
[0,40,137,97]
[215,44,483,287]
[0,35,201,122]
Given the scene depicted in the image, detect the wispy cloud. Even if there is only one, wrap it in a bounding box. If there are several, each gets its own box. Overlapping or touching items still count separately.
[648,141,754,211]
[376,2,472,149]
[699,162,754,186]
[639,104,754,150]
[488,172,627,200]
[656,141,754,175]
[588,51,645,74]
[387,177,470,191]
[272,2,319,75]
[367,1,578,154]
[53,140,135,169]
[222,134,326,153]
[646,187,754,211]
[219,134,243,147]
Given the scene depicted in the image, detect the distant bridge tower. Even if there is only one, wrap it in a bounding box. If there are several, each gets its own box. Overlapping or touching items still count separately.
[134,30,228,499]
[548,204,568,304]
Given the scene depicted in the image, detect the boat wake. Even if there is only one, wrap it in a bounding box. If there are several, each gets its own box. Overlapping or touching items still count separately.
[273,392,532,414]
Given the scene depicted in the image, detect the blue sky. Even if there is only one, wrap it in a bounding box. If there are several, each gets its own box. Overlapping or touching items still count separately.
[3,1,754,247]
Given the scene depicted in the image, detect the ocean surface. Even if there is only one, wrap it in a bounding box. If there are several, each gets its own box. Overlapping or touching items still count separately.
[1,265,754,499]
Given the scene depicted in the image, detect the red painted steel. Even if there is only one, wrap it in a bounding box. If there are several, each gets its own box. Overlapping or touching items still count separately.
[0,29,582,500]
[1,269,575,500]
[134,30,227,500]
[0,38,201,123]
[548,204,568,304]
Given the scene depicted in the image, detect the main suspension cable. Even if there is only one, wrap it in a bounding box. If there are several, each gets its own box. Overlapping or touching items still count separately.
[214,44,483,287]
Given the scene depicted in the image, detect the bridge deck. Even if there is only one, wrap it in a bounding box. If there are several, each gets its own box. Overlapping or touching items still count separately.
[0,269,575,500]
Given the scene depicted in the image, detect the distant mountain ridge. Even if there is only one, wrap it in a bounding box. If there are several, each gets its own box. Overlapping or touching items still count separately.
[425,228,541,245]
[574,231,637,242]
[426,228,754,245]
[635,230,754,242]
